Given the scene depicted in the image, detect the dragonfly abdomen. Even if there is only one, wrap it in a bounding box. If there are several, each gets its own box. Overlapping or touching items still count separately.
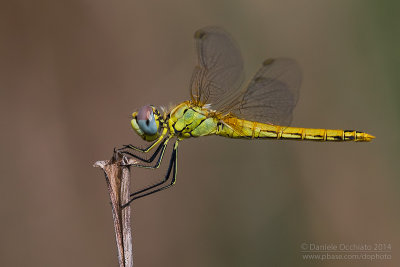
[276,127,375,142]
[217,118,374,142]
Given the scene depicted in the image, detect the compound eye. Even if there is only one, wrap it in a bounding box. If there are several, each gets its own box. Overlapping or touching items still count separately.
[136,105,158,135]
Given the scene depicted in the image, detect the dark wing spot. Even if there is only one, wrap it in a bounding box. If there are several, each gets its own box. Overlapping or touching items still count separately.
[262,58,275,66]
[254,76,265,83]
[194,30,206,39]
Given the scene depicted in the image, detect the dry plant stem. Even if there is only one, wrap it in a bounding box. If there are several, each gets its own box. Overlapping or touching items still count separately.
[94,153,136,267]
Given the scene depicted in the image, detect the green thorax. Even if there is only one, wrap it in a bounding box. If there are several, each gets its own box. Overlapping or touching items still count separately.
[168,102,218,138]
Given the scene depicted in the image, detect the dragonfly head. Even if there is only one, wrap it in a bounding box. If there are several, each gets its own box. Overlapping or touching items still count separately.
[131,105,162,142]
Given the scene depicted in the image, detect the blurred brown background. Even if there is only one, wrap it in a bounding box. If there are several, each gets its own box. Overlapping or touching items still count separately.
[1,0,399,266]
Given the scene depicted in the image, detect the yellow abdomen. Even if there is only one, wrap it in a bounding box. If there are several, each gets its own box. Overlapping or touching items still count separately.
[217,117,375,142]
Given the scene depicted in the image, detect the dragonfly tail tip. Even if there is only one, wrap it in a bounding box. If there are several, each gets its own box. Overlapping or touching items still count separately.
[364,133,375,141]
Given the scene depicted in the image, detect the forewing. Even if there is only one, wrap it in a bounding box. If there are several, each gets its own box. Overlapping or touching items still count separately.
[228,58,301,126]
[190,27,244,108]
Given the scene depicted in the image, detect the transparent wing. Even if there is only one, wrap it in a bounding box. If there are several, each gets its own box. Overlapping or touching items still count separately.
[190,27,244,108]
[226,58,302,126]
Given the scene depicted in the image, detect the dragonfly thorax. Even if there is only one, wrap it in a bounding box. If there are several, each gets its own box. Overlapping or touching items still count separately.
[168,102,220,139]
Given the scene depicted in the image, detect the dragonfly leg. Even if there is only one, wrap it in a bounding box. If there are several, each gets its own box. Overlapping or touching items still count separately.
[121,140,179,208]
[121,136,172,169]
[120,128,168,153]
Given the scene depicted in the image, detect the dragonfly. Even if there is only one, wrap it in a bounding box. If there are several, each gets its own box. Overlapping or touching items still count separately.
[120,26,375,207]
